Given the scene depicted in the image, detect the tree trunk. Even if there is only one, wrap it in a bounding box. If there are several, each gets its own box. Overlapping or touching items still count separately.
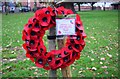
[77,3,81,11]
[91,2,95,10]
[48,25,57,79]
[5,2,8,15]
[61,2,76,13]
[103,2,106,11]
[34,0,37,12]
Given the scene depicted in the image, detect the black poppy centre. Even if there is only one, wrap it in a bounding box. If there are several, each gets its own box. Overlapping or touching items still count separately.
[42,17,48,22]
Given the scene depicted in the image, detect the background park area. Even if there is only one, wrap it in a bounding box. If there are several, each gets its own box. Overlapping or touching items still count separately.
[1,0,119,78]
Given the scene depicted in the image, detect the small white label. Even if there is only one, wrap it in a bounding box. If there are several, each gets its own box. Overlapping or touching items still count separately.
[56,18,75,36]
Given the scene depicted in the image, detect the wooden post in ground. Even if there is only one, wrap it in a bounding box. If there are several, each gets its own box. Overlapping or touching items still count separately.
[55,13,72,77]
[57,38,72,78]
[57,14,76,78]
[48,27,57,79]
[48,2,58,79]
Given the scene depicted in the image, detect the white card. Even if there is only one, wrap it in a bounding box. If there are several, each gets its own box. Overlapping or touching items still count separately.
[56,18,75,36]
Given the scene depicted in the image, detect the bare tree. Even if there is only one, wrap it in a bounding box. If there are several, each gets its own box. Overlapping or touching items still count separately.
[90,2,96,10]
[103,2,106,11]
[33,0,37,12]
[4,1,9,15]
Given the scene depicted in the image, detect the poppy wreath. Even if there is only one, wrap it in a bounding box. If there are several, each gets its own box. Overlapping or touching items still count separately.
[22,6,86,70]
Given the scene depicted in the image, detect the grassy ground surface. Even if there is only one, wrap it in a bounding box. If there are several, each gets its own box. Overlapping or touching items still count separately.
[1,10,118,78]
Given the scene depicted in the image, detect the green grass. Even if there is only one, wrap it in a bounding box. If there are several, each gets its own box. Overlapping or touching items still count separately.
[2,10,118,78]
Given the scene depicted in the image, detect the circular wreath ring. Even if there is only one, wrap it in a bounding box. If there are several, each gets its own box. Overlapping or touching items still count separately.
[22,6,86,70]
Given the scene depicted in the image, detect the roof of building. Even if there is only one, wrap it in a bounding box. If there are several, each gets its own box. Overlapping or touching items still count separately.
[0,2,3,6]
[98,0,120,2]
[111,2,120,5]
[8,2,15,7]
[55,0,100,2]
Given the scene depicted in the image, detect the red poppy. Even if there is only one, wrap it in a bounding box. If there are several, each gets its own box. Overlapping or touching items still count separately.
[35,9,44,18]
[23,43,29,51]
[24,23,32,33]
[46,51,55,68]
[60,47,72,58]
[70,52,76,59]
[62,55,70,65]
[23,43,37,52]
[82,32,87,38]
[28,17,37,23]
[22,30,30,41]
[35,8,51,26]
[57,6,66,15]
[50,9,56,16]
[66,9,74,14]
[50,6,63,16]
[42,8,50,14]
[75,52,81,60]
[76,25,84,31]
[38,7,53,16]
[66,35,83,45]
[29,37,39,50]
[69,51,81,60]
[26,51,33,58]
[74,34,84,44]
[37,29,45,38]
[66,57,75,66]
[75,21,87,39]
[57,6,74,15]
[80,40,86,48]
[32,22,41,32]
[38,45,46,54]
[26,50,40,62]
[35,56,46,68]
[38,41,46,54]
[72,44,82,52]
[55,7,62,15]
[38,13,51,26]
[52,59,63,70]
[60,55,75,68]
[74,38,83,45]
[33,52,40,58]
[24,17,37,32]
[41,26,49,31]
[76,14,82,24]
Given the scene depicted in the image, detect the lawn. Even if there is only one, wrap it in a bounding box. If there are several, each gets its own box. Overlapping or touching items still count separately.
[1,10,118,78]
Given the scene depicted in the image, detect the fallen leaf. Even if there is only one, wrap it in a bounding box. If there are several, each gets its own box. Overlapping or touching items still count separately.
[34,72,38,75]
[101,66,107,69]
[107,53,112,58]
[78,71,82,74]
[9,59,17,62]
[92,67,97,71]
[100,58,106,61]
[100,62,103,64]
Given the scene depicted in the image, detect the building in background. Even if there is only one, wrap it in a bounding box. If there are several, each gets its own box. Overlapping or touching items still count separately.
[21,0,47,11]
[1,0,120,13]
[8,2,16,13]
[111,2,120,10]
[0,2,3,12]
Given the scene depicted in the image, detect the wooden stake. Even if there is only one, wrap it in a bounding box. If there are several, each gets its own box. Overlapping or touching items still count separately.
[57,14,76,78]
[57,38,72,78]
[48,27,57,79]
[61,66,72,78]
